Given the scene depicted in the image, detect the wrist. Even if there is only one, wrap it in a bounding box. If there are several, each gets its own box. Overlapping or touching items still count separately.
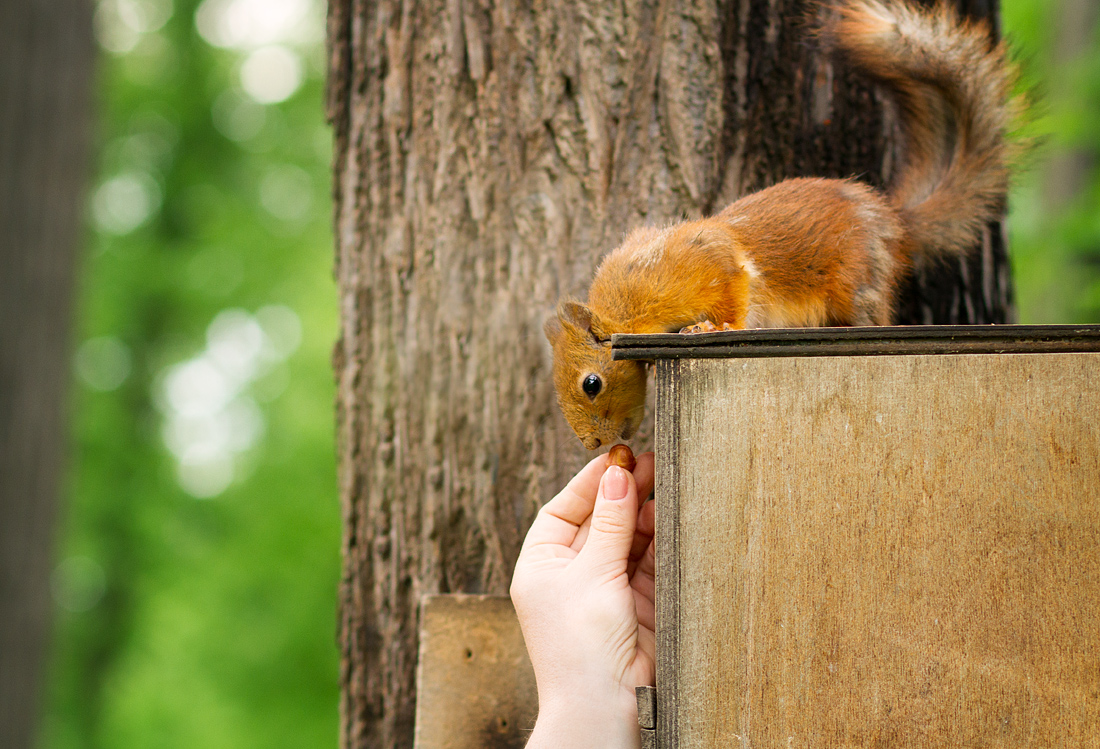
[526,686,640,749]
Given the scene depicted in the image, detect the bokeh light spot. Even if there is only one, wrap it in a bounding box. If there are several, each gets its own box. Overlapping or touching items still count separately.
[92,172,162,235]
[156,307,302,498]
[177,454,235,499]
[212,90,266,141]
[95,0,174,54]
[256,305,302,359]
[75,337,133,392]
[240,46,303,104]
[195,0,318,50]
[260,165,312,222]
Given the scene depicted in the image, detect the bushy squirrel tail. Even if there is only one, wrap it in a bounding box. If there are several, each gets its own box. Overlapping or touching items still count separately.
[825,0,1022,261]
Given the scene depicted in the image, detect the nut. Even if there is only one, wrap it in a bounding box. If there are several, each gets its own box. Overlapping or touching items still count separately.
[607,444,636,472]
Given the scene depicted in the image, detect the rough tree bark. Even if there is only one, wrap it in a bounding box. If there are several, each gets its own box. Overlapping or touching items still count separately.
[0,2,94,748]
[326,0,1011,746]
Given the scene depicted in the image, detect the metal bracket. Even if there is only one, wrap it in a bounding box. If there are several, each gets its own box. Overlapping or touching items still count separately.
[636,685,656,748]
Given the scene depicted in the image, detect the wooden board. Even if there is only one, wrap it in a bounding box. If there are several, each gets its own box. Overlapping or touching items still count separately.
[613,324,1100,361]
[413,595,537,749]
[654,353,1100,747]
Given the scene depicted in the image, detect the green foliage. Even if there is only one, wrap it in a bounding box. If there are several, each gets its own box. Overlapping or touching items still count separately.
[1003,0,1100,323]
[44,0,339,746]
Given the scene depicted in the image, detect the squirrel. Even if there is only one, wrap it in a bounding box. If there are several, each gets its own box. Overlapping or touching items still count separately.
[545,0,1021,450]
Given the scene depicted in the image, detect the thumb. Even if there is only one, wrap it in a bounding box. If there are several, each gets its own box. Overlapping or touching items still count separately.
[577,465,638,575]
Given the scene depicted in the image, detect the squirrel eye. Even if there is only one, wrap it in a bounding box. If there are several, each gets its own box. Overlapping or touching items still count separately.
[582,374,602,398]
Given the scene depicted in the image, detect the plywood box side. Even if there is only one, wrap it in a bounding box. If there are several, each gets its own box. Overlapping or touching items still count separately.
[414,595,538,749]
[655,352,1100,748]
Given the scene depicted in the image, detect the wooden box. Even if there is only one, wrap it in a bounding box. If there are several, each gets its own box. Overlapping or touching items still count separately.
[413,595,536,749]
[613,326,1100,748]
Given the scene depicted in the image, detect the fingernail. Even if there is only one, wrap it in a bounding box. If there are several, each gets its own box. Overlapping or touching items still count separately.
[603,466,628,501]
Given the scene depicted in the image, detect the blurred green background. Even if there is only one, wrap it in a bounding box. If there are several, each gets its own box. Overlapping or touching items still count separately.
[45,0,338,746]
[42,0,1099,747]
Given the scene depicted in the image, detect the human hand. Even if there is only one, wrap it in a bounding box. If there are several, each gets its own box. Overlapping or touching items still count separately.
[510,451,656,749]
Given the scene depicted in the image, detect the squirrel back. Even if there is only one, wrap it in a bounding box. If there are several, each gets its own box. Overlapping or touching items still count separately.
[546,0,1020,450]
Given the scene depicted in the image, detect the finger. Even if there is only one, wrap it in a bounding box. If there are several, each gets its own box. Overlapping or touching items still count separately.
[635,624,656,686]
[636,495,655,539]
[632,538,656,601]
[521,453,609,551]
[631,540,657,633]
[576,465,638,575]
[576,451,652,554]
[571,514,592,553]
[633,451,655,502]
[634,582,656,634]
[626,500,656,576]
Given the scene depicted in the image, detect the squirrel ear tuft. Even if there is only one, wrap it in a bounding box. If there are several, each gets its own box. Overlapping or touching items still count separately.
[588,316,613,344]
[558,301,593,332]
[544,315,563,344]
[557,301,612,345]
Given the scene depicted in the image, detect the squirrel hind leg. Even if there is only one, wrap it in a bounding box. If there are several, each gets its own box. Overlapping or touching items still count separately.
[849,287,895,327]
[680,319,737,334]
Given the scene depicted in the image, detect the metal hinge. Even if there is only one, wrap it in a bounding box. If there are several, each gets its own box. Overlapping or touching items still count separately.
[636,686,656,748]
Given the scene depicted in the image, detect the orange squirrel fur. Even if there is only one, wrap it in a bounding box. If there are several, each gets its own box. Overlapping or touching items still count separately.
[545,0,1021,450]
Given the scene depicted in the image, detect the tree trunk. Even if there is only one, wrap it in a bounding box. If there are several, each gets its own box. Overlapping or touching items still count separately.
[326,0,1010,745]
[0,2,94,747]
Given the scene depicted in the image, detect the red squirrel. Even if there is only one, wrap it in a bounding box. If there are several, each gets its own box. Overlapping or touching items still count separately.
[545,0,1021,450]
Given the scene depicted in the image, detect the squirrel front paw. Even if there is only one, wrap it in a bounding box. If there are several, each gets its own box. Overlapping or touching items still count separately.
[679,320,734,334]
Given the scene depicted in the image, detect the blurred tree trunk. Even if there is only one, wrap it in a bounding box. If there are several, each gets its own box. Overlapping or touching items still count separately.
[326,0,1009,745]
[0,1,94,748]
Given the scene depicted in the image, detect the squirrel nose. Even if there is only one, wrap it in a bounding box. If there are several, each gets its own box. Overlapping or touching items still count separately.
[592,438,602,448]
